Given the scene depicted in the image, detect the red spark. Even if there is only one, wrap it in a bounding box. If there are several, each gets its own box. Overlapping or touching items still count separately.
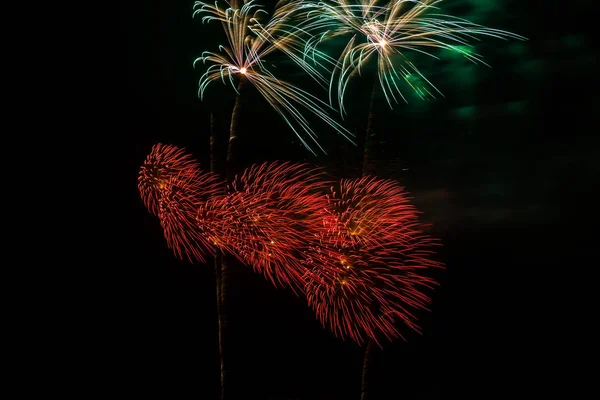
[138,143,225,262]
[158,169,225,263]
[138,143,205,215]
[304,176,442,346]
[197,162,330,292]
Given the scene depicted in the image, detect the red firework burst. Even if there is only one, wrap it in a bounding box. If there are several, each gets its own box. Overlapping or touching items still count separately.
[197,162,330,292]
[158,169,224,263]
[304,176,442,345]
[138,143,203,215]
[138,143,225,262]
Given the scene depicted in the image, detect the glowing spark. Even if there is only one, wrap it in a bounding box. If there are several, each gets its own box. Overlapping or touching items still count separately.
[303,176,443,345]
[197,162,330,292]
[138,143,217,216]
[192,0,355,154]
[138,144,225,262]
[297,0,526,115]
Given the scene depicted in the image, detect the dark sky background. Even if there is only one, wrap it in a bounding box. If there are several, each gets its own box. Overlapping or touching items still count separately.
[119,1,597,398]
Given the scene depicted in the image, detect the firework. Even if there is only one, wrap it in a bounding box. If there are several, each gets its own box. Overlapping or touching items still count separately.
[197,162,330,292]
[193,0,355,155]
[298,0,525,114]
[138,143,205,215]
[304,176,442,345]
[158,170,226,263]
[138,144,225,262]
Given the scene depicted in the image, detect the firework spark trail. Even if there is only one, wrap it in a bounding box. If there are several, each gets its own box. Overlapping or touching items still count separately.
[138,144,225,262]
[138,143,207,215]
[193,0,355,155]
[139,145,443,342]
[297,0,525,115]
[198,161,331,292]
[304,176,442,345]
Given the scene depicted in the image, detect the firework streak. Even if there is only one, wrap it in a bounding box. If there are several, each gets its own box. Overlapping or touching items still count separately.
[297,0,524,114]
[193,0,355,155]
[138,144,225,262]
[303,177,442,345]
[197,161,330,292]
[139,144,442,344]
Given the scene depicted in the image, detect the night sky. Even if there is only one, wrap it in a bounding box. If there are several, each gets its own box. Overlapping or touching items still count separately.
[120,1,597,398]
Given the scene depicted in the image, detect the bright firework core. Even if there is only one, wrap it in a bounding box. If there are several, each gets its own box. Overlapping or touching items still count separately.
[363,22,386,47]
[239,67,247,74]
